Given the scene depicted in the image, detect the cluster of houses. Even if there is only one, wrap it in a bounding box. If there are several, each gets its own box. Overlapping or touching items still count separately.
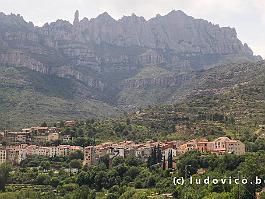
[0,137,245,167]
[83,137,246,167]
[0,144,82,165]
[178,137,246,155]
[0,123,246,167]
[0,121,76,145]
[83,140,182,167]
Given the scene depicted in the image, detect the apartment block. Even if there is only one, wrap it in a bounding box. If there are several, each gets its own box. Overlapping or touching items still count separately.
[0,149,7,164]
[83,146,96,166]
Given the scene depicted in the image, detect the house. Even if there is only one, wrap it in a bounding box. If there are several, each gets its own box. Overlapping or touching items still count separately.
[36,147,50,156]
[49,146,61,157]
[135,146,152,161]
[225,139,245,155]
[30,127,49,135]
[178,140,197,154]
[0,132,4,141]
[0,148,7,164]
[22,128,32,133]
[178,137,246,155]
[211,137,245,155]
[83,146,96,166]
[48,127,59,133]
[95,145,109,157]
[57,145,82,157]
[108,147,125,159]
[2,131,31,143]
[6,148,27,165]
[25,145,38,156]
[64,121,76,127]
[47,132,59,142]
[62,134,72,142]
[163,148,177,160]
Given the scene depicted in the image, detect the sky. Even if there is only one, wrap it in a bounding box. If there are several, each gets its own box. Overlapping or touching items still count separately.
[0,0,264,58]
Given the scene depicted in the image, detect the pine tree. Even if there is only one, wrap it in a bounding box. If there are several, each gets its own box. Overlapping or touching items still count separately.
[148,147,156,167]
[41,121,47,127]
[163,156,166,170]
[153,145,157,164]
[157,145,163,163]
[168,150,173,169]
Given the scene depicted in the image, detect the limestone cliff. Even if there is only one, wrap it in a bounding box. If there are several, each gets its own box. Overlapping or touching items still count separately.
[0,10,261,94]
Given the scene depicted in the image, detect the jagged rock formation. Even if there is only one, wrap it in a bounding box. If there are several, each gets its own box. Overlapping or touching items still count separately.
[0,10,262,108]
[73,10,79,26]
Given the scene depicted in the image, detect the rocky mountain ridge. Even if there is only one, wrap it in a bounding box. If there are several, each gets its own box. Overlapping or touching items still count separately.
[0,11,260,90]
[0,10,263,124]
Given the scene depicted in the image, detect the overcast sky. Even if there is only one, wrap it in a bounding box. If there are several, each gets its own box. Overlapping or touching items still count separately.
[0,0,264,58]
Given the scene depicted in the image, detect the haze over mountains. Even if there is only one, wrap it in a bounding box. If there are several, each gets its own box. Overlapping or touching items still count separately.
[0,10,263,129]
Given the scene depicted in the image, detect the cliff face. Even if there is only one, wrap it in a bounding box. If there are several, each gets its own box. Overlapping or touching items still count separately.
[70,10,253,55]
[0,11,261,103]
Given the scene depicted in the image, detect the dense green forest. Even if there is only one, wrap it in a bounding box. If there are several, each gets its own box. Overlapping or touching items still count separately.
[1,151,265,199]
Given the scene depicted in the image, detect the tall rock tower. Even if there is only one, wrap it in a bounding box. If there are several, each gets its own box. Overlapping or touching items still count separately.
[73,10,79,26]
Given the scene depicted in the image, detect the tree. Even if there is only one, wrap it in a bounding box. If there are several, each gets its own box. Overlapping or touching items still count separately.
[112,157,124,167]
[178,151,201,177]
[59,121,65,128]
[126,166,139,180]
[35,174,51,185]
[203,192,233,199]
[163,156,166,170]
[125,155,141,167]
[106,193,119,199]
[41,121,48,127]
[40,161,51,170]
[77,128,84,137]
[99,155,110,169]
[66,186,96,199]
[239,153,265,198]
[50,177,60,187]
[147,145,161,167]
[146,176,156,187]
[168,150,173,169]
[126,118,131,125]
[69,159,82,170]
[0,163,11,191]
[157,145,163,163]
[77,171,91,186]
[69,150,84,160]
[58,183,79,195]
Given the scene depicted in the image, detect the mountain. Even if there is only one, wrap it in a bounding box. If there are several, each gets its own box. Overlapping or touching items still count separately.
[128,61,265,140]
[0,65,119,130]
[0,10,263,129]
[119,60,265,108]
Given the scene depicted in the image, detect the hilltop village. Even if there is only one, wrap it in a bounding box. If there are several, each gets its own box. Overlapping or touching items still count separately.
[0,121,245,168]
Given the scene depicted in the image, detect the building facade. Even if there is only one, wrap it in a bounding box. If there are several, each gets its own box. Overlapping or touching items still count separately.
[83,146,96,166]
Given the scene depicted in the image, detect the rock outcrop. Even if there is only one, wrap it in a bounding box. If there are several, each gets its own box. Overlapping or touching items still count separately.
[0,10,261,93]
[73,10,79,26]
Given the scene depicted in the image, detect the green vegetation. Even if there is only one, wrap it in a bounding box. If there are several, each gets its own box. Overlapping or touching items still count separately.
[119,61,265,120]
[0,163,11,191]
[1,151,265,198]
[129,65,169,79]
[0,65,120,130]
[1,61,265,132]
[0,58,265,199]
